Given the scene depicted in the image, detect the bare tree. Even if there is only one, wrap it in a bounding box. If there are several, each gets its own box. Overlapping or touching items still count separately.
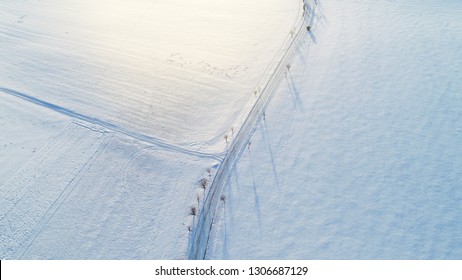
[199,178,209,198]
[190,206,197,216]
[190,205,198,226]
[199,178,208,189]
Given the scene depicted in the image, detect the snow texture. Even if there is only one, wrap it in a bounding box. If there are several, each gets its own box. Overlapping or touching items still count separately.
[0,0,300,259]
[2,0,461,260]
[209,0,462,259]
[0,0,299,153]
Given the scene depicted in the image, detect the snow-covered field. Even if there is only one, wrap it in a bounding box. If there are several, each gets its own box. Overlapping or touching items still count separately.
[3,127,218,259]
[1,0,299,152]
[1,0,300,259]
[209,0,462,259]
[2,0,461,260]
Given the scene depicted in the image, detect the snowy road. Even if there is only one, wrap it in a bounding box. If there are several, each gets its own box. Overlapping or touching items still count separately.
[209,0,462,259]
[0,0,303,259]
[189,0,318,260]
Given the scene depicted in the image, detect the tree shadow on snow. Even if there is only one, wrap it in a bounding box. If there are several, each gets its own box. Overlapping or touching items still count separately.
[247,148,262,228]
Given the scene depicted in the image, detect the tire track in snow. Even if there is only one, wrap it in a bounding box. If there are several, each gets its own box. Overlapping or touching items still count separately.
[189,0,319,260]
[0,122,110,259]
[0,87,221,161]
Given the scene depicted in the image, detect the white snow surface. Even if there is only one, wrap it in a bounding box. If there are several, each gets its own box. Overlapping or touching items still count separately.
[5,127,218,259]
[1,119,220,259]
[0,0,300,259]
[1,0,299,153]
[0,93,68,187]
[209,0,462,259]
[2,0,461,260]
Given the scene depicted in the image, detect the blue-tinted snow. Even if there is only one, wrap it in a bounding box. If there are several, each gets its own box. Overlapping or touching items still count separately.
[210,0,462,259]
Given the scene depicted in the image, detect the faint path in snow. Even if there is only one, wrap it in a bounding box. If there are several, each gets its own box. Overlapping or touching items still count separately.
[0,87,221,162]
[1,0,316,260]
[0,122,111,259]
[189,0,320,260]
